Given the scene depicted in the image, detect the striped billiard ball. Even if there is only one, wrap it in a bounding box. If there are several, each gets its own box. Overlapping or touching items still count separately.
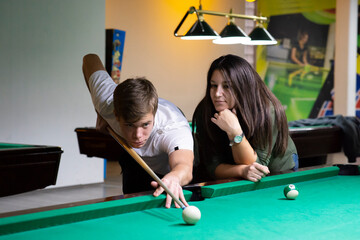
[284,184,299,200]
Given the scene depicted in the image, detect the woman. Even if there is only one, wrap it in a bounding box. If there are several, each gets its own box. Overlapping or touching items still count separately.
[192,54,298,183]
[289,30,309,66]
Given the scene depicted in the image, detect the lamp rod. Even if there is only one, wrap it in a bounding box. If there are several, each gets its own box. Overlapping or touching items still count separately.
[188,7,267,22]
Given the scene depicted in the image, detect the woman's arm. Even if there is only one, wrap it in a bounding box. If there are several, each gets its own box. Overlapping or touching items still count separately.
[214,162,269,182]
[290,47,304,66]
[211,109,257,165]
[302,50,309,65]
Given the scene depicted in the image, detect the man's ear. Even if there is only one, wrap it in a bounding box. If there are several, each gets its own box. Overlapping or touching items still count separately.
[114,110,121,122]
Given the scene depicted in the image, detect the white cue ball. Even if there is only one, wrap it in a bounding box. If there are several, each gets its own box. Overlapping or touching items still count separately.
[182,206,201,225]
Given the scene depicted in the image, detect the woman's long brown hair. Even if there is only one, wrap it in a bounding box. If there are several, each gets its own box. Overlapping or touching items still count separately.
[192,54,289,159]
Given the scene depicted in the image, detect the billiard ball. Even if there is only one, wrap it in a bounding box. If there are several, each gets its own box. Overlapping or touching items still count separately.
[283,184,299,200]
[182,206,201,225]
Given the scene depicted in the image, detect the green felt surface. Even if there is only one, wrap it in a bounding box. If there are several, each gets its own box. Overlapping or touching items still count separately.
[1,167,360,239]
[0,143,36,149]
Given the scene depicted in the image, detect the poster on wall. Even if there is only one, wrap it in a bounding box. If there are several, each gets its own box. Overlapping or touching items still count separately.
[106,29,126,84]
[356,17,360,118]
[309,9,360,119]
[258,0,360,120]
[308,59,334,118]
[262,12,332,121]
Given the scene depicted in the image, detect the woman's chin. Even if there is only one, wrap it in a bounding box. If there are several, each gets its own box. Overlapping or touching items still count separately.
[214,105,228,112]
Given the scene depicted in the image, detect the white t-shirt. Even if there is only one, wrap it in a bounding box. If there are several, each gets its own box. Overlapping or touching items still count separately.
[88,70,193,175]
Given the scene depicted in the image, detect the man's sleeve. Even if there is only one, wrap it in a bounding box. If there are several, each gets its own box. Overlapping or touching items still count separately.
[88,70,117,120]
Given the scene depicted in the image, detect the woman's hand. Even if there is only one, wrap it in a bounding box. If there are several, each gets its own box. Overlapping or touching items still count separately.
[241,162,270,182]
[211,109,242,137]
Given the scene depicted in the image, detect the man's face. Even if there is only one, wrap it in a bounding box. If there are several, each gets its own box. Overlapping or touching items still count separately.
[117,112,154,148]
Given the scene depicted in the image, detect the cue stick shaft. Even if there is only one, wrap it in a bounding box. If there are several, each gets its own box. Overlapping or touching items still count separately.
[107,127,186,209]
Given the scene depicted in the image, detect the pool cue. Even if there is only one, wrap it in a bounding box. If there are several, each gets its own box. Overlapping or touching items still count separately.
[107,127,186,209]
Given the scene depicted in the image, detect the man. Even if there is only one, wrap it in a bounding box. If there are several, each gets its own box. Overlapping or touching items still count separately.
[82,54,194,208]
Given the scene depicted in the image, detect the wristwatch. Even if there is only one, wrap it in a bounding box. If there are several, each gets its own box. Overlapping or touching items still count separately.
[229,132,244,146]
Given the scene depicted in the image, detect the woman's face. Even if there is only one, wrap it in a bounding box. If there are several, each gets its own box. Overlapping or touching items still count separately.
[300,33,308,43]
[210,69,236,112]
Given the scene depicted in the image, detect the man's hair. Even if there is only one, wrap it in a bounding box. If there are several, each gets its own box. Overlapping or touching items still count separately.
[113,77,158,123]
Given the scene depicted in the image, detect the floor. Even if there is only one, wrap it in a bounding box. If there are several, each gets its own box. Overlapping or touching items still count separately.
[0,161,123,215]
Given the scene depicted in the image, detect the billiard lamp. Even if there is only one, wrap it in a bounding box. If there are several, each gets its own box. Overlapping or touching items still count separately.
[247,22,277,45]
[173,4,277,46]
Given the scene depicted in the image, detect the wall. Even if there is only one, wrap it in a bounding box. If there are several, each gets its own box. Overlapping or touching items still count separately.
[0,0,105,187]
[0,0,251,188]
[105,0,249,119]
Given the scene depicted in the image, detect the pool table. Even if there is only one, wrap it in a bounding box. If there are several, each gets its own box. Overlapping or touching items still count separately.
[0,143,63,197]
[1,165,359,239]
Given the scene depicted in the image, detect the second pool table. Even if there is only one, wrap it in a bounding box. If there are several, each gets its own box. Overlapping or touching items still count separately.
[0,143,63,197]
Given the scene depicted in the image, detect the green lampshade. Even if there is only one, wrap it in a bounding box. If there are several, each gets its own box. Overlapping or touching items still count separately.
[181,20,220,40]
[247,26,277,45]
[213,22,250,44]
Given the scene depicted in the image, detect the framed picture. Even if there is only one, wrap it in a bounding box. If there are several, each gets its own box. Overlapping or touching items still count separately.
[105,29,126,84]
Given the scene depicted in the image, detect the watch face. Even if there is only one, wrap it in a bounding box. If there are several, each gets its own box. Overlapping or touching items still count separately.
[234,135,243,143]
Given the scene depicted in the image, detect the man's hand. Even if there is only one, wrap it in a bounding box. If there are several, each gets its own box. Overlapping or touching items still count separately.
[151,175,189,208]
[151,149,193,208]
